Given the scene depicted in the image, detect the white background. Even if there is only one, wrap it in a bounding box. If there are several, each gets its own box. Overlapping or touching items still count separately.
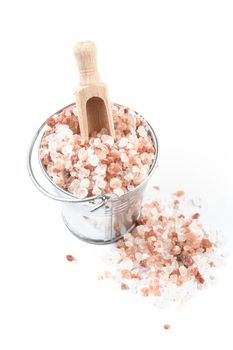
[0,1,233,349]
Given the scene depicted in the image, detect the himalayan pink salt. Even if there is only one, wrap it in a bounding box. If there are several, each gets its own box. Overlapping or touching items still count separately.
[163,324,171,330]
[175,190,185,197]
[100,189,223,306]
[40,103,155,199]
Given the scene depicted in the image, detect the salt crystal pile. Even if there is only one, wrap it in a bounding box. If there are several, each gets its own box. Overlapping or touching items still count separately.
[100,189,223,306]
[40,104,156,199]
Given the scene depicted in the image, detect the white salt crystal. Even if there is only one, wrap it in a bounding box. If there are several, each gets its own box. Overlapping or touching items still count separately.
[132,166,140,173]
[101,134,114,146]
[137,125,147,138]
[87,148,94,156]
[93,138,102,147]
[95,176,107,189]
[119,137,128,148]
[95,163,107,176]
[79,167,90,179]
[80,178,90,189]
[92,186,102,196]
[120,153,129,162]
[78,148,88,161]
[75,187,88,199]
[61,144,73,156]
[88,154,99,167]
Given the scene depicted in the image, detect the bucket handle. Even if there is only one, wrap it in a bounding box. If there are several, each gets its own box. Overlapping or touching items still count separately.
[27,121,109,209]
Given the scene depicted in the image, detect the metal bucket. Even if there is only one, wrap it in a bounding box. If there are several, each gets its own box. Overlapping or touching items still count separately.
[27,103,159,244]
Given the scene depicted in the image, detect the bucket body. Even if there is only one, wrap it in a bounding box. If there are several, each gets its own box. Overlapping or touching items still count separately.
[61,175,149,244]
[28,103,158,244]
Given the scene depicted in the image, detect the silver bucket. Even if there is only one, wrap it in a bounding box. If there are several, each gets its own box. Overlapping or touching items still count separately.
[27,103,159,244]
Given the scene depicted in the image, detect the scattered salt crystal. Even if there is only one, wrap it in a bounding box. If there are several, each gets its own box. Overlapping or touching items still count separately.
[99,189,223,307]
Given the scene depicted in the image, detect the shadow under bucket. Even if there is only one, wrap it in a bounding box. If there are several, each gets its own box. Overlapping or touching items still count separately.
[27,103,159,244]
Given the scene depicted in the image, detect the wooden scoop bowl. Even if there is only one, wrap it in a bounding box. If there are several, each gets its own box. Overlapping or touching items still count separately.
[74,41,115,142]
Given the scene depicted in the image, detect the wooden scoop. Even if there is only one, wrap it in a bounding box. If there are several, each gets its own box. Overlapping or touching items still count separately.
[74,41,115,142]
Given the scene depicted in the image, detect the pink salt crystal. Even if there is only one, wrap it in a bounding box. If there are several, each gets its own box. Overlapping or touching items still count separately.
[174,190,185,197]
[101,271,112,279]
[172,245,181,255]
[121,283,129,290]
[110,178,122,189]
[110,149,120,159]
[108,163,122,175]
[163,324,171,330]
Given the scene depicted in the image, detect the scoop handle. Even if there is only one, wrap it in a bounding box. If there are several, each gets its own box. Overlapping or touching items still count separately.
[74,41,101,86]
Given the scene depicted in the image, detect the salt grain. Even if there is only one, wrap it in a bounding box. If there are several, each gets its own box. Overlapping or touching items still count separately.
[88,154,99,167]
[119,137,128,148]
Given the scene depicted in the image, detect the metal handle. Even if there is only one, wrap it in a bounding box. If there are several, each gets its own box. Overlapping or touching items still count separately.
[27,120,109,209]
